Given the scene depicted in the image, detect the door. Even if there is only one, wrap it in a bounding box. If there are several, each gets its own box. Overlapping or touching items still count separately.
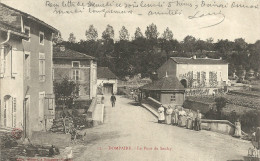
[103,83,113,95]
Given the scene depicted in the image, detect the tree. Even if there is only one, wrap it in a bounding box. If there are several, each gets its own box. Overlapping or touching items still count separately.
[85,25,98,41]
[53,32,63,45]
[145,23,159,40]
[134,27,144,39]
[119,26,130,41]
[183,35,196,52]
[68,33,76,43]
[54,78,79,109]
[215,97,227,118]
[102,24,114,40]
[234,38,247,51]
[162,27,173,41]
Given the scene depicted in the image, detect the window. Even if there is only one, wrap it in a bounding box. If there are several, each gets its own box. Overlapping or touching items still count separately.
[39,32,44,45]
[25,52,30,79]
[170,94,176,102]
[72,61,80,68]
[73,69,80,81]
[39,53,45,82]
[24,26,30,42]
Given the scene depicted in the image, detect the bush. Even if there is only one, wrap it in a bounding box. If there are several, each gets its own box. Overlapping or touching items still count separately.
[215,97,227,118]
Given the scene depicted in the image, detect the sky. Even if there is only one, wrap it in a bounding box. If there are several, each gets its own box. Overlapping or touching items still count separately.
[1,0,260,43]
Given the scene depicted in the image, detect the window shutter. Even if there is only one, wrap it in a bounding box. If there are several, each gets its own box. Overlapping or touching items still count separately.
[12,97,16,128]
[0,47,5,77]
[11,50,18,77]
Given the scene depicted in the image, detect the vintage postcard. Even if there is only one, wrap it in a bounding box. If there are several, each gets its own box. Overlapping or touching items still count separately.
[0,0,259,160]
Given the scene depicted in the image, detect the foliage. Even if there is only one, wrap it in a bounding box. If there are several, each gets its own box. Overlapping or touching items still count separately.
[162,27,173,41]
[145,23,159,40]
[68,32,76,43]
[85,25,98,41]
[134,27,144,39]
[215,97,227,117]
[119,26,130,41]
[102,24,114,40]
[54,78,79,109]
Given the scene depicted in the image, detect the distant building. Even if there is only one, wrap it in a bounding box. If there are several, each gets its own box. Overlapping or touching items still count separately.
[140,74,185,106]
[0,3,58,137]
[97,67,117,95]
[53,45,97,99]
[157,56,229,95]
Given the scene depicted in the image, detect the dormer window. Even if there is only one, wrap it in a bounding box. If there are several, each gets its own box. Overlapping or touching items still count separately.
[39,32,44,45]
[72,61,80,68]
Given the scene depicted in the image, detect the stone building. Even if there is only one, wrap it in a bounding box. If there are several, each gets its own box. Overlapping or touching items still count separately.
[157,56,228,95]
[97,67,117,95]
[0,3,58,137]
[53,45,97,100]
[140,74,185,106]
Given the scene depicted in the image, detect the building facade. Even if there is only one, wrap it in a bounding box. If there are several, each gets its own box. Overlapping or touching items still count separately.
[157,56,229,95]
[53,45,97,100]
[97,67,117,95]
[140,75,185,106]
[0,3,58,137]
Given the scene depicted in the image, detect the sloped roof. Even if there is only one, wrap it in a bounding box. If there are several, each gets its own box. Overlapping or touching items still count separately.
[97,67,117,79]
[170,57,228,64]
[53,46,95,60]
[0,3,58,33]
[0,23,28,38]
[140,76,184,91]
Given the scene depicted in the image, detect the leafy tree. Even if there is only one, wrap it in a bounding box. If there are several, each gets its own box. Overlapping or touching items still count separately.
[145,23,159,40]
[85,25,98,41]
[54,78,79,109]
[102,24,114,40]
[53,32,63,45]
[162,27,173,41]
[134,27,144,39]
[183,35,196,52]
[68,32,76,43]
[119,26,130,41]
[234,38,247,51]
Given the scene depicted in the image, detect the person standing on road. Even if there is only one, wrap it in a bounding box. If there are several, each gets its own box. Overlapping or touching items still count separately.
[158,104,165,124]
[110,93,116,107]
[172,107,179,125]
[165,105,173,125]
[194,110,202,131]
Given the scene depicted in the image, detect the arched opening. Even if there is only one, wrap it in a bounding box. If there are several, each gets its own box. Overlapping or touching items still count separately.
[180,79,187,88]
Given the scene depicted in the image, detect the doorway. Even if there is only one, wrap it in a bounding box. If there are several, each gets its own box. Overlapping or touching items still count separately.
[103,83,113,95]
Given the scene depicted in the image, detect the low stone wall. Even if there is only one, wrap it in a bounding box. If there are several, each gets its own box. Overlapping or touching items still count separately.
[31,131,71,147]
[201,119,235,135]
[183,100,215,114]
[146,97,163,110]
[87,97,97,121]
[87,96,105,126]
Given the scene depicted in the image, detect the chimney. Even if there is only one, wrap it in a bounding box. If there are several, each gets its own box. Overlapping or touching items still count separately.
[60,45,65,52]
[192,55,196,59]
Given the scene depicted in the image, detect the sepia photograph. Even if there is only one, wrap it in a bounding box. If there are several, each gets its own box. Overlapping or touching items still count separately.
[0,0,259,160]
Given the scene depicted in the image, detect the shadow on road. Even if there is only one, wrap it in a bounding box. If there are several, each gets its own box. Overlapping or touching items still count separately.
[127,101,140,106]
[83,131,129,145]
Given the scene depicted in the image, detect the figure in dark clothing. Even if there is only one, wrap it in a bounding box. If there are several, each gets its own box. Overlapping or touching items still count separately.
[110,94,116,107]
